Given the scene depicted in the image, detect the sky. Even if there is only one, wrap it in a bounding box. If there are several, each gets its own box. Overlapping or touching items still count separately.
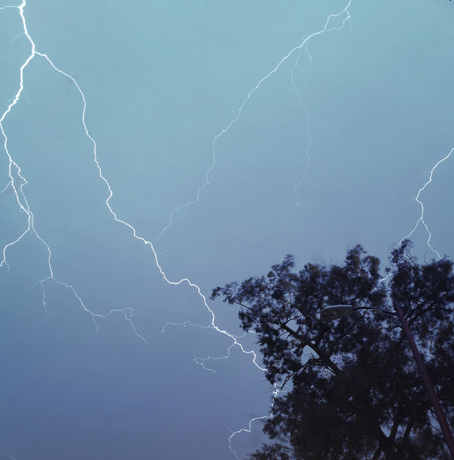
[1,0,453,459]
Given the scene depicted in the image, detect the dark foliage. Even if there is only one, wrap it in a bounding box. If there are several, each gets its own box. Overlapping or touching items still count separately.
[211,240,454,460]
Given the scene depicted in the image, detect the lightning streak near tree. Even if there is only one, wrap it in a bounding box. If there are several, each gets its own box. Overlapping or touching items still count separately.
[0,0,268,373]
[0,1,354,456]
[2,0,451,458]
[401,148,454,260]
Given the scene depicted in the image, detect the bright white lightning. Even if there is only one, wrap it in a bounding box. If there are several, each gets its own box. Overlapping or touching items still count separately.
[0,0,375,458]
[0,0,266,373]
[227,381,281,460]
[228,415,271,460]
[401,148,454,259]
[156,1,353,242]
[0,1,148,342]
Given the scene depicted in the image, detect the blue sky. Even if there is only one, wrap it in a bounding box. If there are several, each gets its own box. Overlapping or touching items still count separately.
[1,0,454,459]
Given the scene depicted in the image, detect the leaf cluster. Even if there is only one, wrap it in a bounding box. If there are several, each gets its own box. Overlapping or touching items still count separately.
[211,240,454,460]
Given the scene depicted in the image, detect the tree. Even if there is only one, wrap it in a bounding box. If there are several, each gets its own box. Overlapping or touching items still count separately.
[211,240,454,460]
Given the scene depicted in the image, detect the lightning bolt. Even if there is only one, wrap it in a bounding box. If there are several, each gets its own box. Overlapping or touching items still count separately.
[1,0,269,364]
[228,415,271,460]
[401,149,454,260]
[228,383,281,460]
[0,1,147,341]
[156,0,353,242]
[0,0,358,458]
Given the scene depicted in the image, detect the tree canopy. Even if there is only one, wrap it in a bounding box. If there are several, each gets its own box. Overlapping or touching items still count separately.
[211,240,454,460]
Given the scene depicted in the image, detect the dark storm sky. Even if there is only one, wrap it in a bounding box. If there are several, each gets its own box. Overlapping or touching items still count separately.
[1,1,454,459]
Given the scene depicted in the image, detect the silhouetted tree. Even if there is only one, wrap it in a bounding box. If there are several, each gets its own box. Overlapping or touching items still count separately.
[211,240,454,460]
